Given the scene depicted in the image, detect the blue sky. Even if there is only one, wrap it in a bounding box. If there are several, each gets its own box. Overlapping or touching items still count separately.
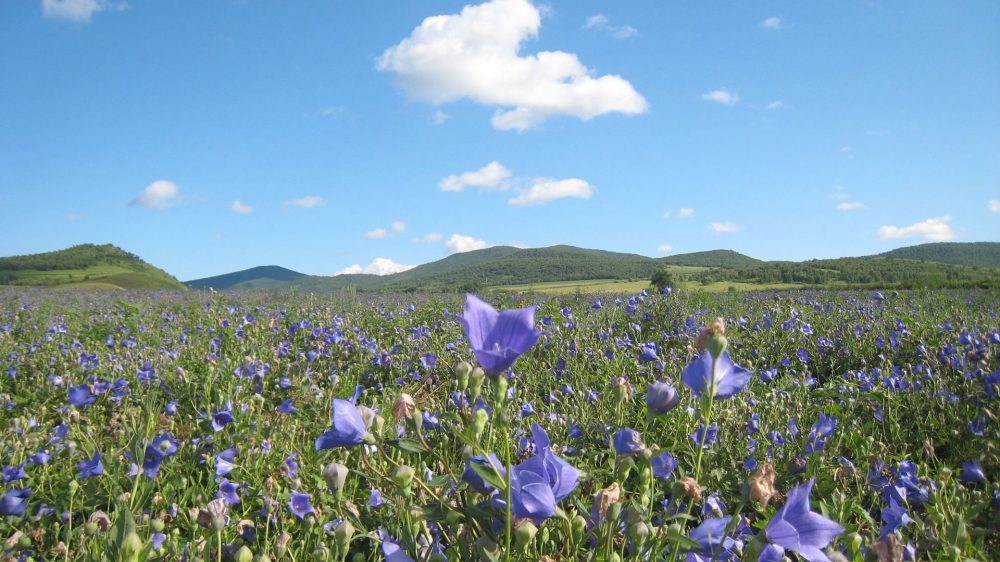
[1,0,998,281]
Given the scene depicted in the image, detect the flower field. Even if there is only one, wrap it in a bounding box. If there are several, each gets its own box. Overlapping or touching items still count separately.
[0,287,997,562]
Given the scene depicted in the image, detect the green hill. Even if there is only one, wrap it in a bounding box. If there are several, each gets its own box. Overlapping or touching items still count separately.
[875,242,1000,268]
[656,249,762,268]
[0,244,186,290]
[187,265,306,290]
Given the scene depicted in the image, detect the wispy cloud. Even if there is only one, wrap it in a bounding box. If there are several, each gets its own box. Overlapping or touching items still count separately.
[128,181,180,209]
[583,14,639,39]
[701,90,740,106]
[283,196,325,208]
[445,234,490,254]
[431,110,451,125]
[391,221,407,233]
[677,207,695,218]
[317,106,346,117]
[377,0,647,130]
[656,244,673,253]
[508,178,593,207]
[411,232,444,243]
[836,202,864,211]
[761,17,782,30]
[583,14,608,29]
[362,228,389,240]
[230,200,253,214]
[42,0,128,24]
[334,258,416,276]
[989,200,1000,212]
[439,162,512,192]
[877,216,955,242]
[709,222,740,234]
[767,101,785,109]
[65,213,83,222]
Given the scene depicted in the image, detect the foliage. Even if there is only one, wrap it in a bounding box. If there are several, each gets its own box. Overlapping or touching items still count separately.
[650,268,676,292]
[186,266,306,290]
[656,249,763,268]
[876,241,1000,268]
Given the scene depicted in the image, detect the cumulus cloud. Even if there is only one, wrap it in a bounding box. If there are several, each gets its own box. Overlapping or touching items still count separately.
[230,200,253,214]
[702,90,740,105]
[377,0,648,131]
[709,222,740,234]
[42,0,127,23]
[836,202,864,211]
[656,244,673,253]
[65,213,83,222]
[508,178,592,207]
[440,161,512,192]
[445,234,491,254]
[989,200,1000,212]
[128,181,179,209]
[877,216,955,242]
[677,207,695,218]
[411,232,444,243]
[284,196,325,208]
[334,258,416,276]
[761,17,782,30]
[391,221,407,233]
[363,228,389,240]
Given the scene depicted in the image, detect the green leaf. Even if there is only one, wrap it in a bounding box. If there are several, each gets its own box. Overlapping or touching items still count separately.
[662,530,701,550]
[387,438,429,454]
[428,474,453,488]
[470,460,507,493]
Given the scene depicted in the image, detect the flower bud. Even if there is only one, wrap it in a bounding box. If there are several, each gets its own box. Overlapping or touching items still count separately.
[323,463,349,501]
[312,544,330,562]
[234,545,254,562]
[471,408,488,440]
[254,554,272,562]
[645,382,680,416]
[150,518,165,533]
[491,375,508,406]
[68,480,80,496]
[459,445,475,460]
[475,537,499,562]
[611,377,631,404]
[356,406,376,430]
[392,465,415,494]
[514,520,537,553]
[606,502,623,524]
[84,521,99,535]
[571,515,588,544]
[708,335,728,360]
[119,531,143,562]
[334,518,355,553]
[16,535,31,551]
[468,367,486,399]
[627,521,651,549]
[454,362,472,392]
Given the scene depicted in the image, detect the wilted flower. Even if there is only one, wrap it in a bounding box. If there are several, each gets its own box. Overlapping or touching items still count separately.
[677,477,702,501]
[392,393,417,424]
[749,462,777,509]
[457,294,546,375]
[593,482,621,520]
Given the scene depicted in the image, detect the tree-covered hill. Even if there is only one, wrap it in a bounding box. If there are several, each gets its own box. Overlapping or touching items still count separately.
[186,265,306,290]
[875,242,1000,268]
[655,249,762,268]
[0,244,186,290]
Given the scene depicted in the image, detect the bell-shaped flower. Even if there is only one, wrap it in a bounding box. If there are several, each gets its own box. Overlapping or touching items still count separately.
[462,454,506,495]
[521,423,580,501]
[682,350,753,400]
[288,491,315,519]
[764,478,845,562]
[77,452,104,480]
[457,294,546,375]
[645,381,680,415]
[141,444,165,479]
[0,489,30,516]
[68,384,95,406]
[509,467,556,525]
[315,398,369,451]
[613,428,645,457]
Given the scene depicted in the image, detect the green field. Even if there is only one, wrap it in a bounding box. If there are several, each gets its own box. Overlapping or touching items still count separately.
[1,265,185,290]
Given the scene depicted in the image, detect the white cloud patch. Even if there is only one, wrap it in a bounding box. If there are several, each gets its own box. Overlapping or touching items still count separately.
[334,258,416,276]
[391,221,407,233]
[767,101,785,109]
[677,207,695,218]
[128,181,179,209]
[583,14,638,39]
[761,17,782,30]
[284,196,325,208]
[431,110,451,125]
[877,216,956,242]
[42,0,127,24]
[65,213,83,222]
[411,232,444,243]
[989,200,1000,212]
[508,178,592,207]
[709,222,740,234]
[377,0,648,131]
[701,90,740,106]
[583,14,608,28]
[362,228,389,240]
[836,202,864,211]
[656,244,673,253]
[230,200,253,214]
[439,161,512,192]
[445,234,491,254]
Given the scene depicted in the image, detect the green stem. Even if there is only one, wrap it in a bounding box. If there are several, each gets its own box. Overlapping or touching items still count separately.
[504,424,513,562]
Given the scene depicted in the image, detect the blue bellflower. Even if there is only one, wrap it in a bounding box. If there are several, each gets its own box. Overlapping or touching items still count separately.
[77,452,104,480]
[764,479,845,562]
[457,294,546,375]
[645,381,680,415]
[288,491,315,519]
[315,399,369,450]
[682,350,753,400]
[0,488,30,516]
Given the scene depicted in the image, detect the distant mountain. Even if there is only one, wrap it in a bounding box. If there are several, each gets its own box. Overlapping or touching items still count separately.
[186,265,306,290]
[875,242,1000,268]
[656,250,762,268]
[0,244,185,290]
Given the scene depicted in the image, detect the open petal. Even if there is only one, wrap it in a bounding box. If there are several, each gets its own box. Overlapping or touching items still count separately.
[457,294,498,351]
[681,352,714,397]
[714,351,753,399]
[486,306,544,354]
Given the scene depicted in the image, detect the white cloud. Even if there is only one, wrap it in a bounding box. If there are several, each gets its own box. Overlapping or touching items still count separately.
[508,178,592,207]
[656,244,673,253]
[230,200,253,214]
[989,200,1000,212]
[612,25,639,39]
[840,146,852,153]
[583,14,608,29]
[363,228,389,240]
[701,90,740,105]
[509,241,529,249]
[445,234,491,254]
[42,0,126,23]
[335,258,417,276]
[128,181,179,209]
[836,202,864,210]
[391,221,407,233]
[411,232,444,243]
[677,207,695,218]
[377,0,648,131]
[709,222,740,234]
[318,106,346,117]
[830,193,850,200]
[439,161,512,192]
[284,196,325,208]
[767,101,785,109]
[877,215,955,242]
[761,17,782,30]
[431,110,451,125]
[583,13,638,39]
[65,213,83,222]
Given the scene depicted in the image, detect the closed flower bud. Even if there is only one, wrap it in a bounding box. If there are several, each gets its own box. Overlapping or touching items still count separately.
[254,554,272,562]
[708,334,728,360]
[571,515,588,544]
[611,377,631,403]
[606,502,623,524]
[150,518,165,533]
[645,382,680,415]
[459,445,475,460]
[514,521,537,553]
[627,521,651,549]
[68,480,80,495]
[392,465,415,493]
[471,408,489,440]
[120,531,143,562]
[454,362,472,392]
[323,463,349,501]
[312,544,330,562]
[234,545,254,562]
[334,519,354,552]
[84,521,99,535]
[356,406,376,430]
[469,367,486,399]
[492,375,508,406]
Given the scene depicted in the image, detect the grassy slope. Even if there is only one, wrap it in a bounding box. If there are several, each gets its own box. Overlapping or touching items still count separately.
[0,244,186,290]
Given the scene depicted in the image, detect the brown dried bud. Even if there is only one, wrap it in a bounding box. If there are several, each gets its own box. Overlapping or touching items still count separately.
[748,463,777,509]
[874,533,903,562]
[392,393,417,423]
[678,477,702,502]
[593,482,621,519]
[87,511,112,532]
[695,318,726,351]
[275,531,292,548]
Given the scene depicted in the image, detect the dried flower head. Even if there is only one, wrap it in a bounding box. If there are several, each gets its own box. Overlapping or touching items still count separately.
[695,317,726,351]
[392,393,417,423]
[749,463,777,509]
[678,477,702,501]
[594,482,621,519]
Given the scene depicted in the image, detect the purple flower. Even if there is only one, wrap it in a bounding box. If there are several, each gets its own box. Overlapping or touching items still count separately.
[2,463,27,484]
[645,381,680,415]
[765,478,845,562]
[381,532,416,562]
[690,516,737,560]
[509,465,556,524]
[959,459,985,484]
[457,294,546,375]
[651,451,677,480]
[142,444,165,479]
[681,350,753,400]
[77,452,104,480]
[881,497,910,537]
[315,399,368,451]
[369,487,385,508]
[277,398,297,414]
[217,478,241,505]
[151,533,167,550]
[152,432,180,457]
[216,448,237,477]
[0,489,30,516]
[288,491,315,519]
[462,454,506,495]
[282,454,299,479]
[212,410,233,432]
[689,423,719,449]
[68,384,95,406]
[613,428,645,456]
